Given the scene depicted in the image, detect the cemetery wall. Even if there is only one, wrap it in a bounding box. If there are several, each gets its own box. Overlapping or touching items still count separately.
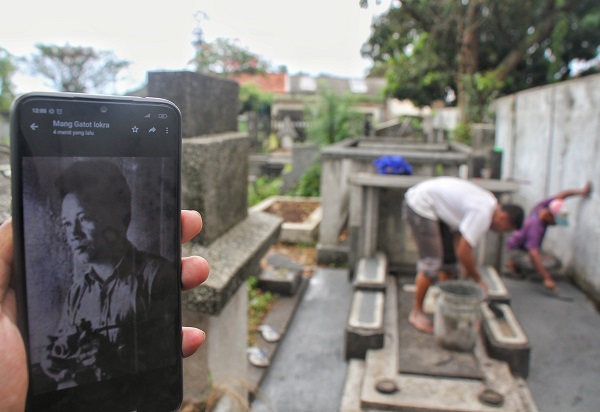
[495,73,600,302]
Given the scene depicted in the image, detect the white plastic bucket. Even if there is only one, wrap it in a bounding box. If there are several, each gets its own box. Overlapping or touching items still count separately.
[434,280,485,352]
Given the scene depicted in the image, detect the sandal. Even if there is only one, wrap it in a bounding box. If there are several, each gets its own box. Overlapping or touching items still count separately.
[247,347,270,368]
[259,324,281,343]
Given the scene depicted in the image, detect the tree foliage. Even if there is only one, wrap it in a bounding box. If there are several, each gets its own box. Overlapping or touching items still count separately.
[0,48,17,111]
[305,89,365,146]
[191,37,270,75]
[239,82,273,114]
[361,0,600,122]
[28,44,130,93]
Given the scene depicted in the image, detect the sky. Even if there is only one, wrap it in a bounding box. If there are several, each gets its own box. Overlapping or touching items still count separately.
[1,0,392,95]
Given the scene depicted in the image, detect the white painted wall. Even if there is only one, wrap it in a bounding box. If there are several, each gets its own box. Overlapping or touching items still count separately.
[495,73,600,300]
[431,107,460,131]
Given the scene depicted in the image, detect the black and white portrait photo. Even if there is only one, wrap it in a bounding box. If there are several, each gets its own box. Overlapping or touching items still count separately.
[22,157,180,394]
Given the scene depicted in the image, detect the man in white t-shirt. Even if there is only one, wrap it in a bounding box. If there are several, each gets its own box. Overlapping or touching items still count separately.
[404,177,524,333]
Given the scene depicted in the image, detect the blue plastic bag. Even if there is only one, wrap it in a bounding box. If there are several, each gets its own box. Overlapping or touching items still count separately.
[373,155,413,175]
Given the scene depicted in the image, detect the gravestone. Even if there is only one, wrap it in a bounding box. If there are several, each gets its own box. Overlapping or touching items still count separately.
[146,71,282,407]
[277,115,298,149]
[148,71,247,245]
[281,143,320,193]
[148,71,238,138]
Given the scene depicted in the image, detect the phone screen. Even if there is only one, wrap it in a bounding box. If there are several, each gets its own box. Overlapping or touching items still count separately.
[10,93,183,412]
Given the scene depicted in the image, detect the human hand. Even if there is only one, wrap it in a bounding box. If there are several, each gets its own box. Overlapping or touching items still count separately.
[180,210,210,357]
[42,329,108,385]
[0,210,209,411]
[543,278,557,292]
[0,219,28,412]
[477,278,489,295]
[582,182,592,198]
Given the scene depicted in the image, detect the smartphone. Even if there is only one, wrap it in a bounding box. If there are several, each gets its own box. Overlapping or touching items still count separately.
[10,92,183,412]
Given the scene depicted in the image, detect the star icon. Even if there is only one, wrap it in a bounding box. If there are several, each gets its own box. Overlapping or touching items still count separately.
[132,125,139,133]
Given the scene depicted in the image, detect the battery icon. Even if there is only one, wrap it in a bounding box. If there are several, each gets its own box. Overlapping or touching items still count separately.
[158,114,168,119]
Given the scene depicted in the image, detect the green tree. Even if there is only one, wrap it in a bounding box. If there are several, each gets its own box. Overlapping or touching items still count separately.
[361,0,600,123]
[0,48,17,111]
[191,37,270,75]
[305,89,365,147]
[239,83,273,114]
[28,43,130,93]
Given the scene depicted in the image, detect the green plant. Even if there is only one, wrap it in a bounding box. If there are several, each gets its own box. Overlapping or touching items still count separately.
[410,117,423,133]
[247,276,278,346]
[305,89,365,147]
[288,161,321,197]
[451,122,472,145]
[248,176,282,207]
[294,241,317,249]
[237,117,248,133]
[239,82,273,114]
[264,132,279,152]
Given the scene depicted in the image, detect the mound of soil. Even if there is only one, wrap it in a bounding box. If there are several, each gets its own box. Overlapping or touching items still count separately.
[265,200,319,223]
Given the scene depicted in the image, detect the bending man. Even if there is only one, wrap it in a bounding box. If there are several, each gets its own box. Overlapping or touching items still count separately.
[505,182,591,291]
[404,176,524,334]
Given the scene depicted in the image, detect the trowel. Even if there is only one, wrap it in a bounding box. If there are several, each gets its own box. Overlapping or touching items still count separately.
[542,288,574,302]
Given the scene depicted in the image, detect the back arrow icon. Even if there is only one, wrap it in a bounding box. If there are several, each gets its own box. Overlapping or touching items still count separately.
[30,123,39,131]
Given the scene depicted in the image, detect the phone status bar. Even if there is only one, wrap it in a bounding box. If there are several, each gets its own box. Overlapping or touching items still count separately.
[132,112,172,135]
[30,107,63,115]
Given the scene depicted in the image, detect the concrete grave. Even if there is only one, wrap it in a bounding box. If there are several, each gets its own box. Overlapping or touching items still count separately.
[481,302,531,378]
[148,71,248,246]
[258,253,303,296]
[345,290,385,359]
[341,276,539,412]
[250,196,322,244]
[345,173,519,274]
[353,253,387,291]
[146,71,282,406]
[480,265,511,303]
[317,137,474,266]
[147,71,238,138]
[281,143,320,193]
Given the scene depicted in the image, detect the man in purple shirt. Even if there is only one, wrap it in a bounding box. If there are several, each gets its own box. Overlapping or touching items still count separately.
[506,182,591,291]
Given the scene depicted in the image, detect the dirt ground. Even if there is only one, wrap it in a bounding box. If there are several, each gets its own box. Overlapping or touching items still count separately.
[265,200,320,223]
[262,199,320,276]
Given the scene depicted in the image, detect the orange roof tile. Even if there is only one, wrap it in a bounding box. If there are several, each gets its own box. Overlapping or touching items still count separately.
[229,73,288,94]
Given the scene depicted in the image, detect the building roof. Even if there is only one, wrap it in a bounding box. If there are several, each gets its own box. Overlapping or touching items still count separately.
[289,75,386,99]
[228,72,386,100]
[228,72,288,94]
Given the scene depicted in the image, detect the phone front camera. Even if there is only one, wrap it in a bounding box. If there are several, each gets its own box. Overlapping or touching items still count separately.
[100,105,108,113]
